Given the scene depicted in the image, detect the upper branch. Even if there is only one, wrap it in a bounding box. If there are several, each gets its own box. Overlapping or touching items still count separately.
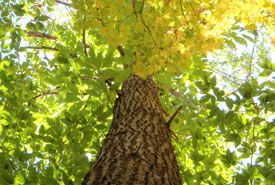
[25,31,57,40]
[54,0,72,7]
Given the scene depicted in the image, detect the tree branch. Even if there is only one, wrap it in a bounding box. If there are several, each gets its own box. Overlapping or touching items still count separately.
[139,0,161,49]
[22,46,59,51]
[117,45,125,57]
[189,1,201,22]
[179,0,191,27]
[32,92,58,99]
[25,30,91,48]
[83,28,88,56]
[25,31,57,40]
[54,0,72,7]
[246,37,257,81]
[80,76,97,80]
[82,15,88,56]
[168,88,182,97]
[9,159,16,171]
[131,0,138,22]
[166,106,183,127]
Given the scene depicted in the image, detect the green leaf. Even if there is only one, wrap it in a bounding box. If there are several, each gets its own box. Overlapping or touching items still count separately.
[242,34,255,42]
[39,125,46,135]
[267,169,275,183]
[249,166,258,177]
[259,70,272,77]
[36,15,49,21]
[1,9,9,17]
[35,21,45,31]
[71,60,81,73]
[0,177,10,185]
[225,133,238,142]
[239,82,252,98]
[226,98,234,109]
[14,148,24,160]
[225,39,236,48]
[0,119,9,125]
[0,169,13,184]
[55,56,69,64]
[14,174,25,184]
[261,58,274,71]
[102,69,117,80]
[200,94,209,103]
[26,22,36,31]
[191,151,205,162]
[192,54,202,64]
[184,28,194,39]
[67,83,78,94]
[88,47,96,58]
[210,76,216,88]
[14,6,25,16]
[94,52,103,70]
[233,36,247,46]
[47,118,55,126]
[64,93,74,102]
[115,68,131,83]
[64,111,71,120]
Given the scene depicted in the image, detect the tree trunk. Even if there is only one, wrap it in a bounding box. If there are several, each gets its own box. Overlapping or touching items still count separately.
[82,75,182,185]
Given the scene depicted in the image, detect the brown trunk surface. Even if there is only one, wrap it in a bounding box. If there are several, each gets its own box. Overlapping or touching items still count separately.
[82,75,182,185]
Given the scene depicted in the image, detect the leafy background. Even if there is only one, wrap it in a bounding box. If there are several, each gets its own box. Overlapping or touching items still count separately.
[0,0,274,184]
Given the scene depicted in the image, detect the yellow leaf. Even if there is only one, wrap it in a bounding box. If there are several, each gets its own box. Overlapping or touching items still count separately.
[245,24,257,32]
[133,62,146,78]
[135,21,144,33]
[96,0,103,8]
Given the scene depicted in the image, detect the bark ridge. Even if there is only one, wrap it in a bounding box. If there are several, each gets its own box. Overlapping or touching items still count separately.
[83,75,182,185]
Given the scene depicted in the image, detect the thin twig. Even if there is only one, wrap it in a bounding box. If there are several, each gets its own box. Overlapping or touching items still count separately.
[166,106,183,127]
[33,4,42,8]
[250,121,255,168]
[246,37,257,81]
[167,88,191,104]
[54,0,72,7]
[106,13,135,24]
[83,17,88,56]
[25,31,57,40]
[132,0,138,22]
[32,92,58,99]
[170,129,180,142]
[166,106,183,142]
[80,76,97,80]
[117,45,125,56]
[168,88,182,97]
[22,46,59,51]
[25,31,90,48]
[179,0,190,27]
[210,68,242,86]
[139,0,161,49]
[9,159,16,171]
[188,1,200,21]
[224,88,239,97]
[224,36,257,97]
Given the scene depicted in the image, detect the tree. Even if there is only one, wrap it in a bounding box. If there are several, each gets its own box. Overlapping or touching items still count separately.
[0,0,274,184]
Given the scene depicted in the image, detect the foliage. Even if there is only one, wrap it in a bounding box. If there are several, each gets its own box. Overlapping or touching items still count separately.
[0,0,274,184]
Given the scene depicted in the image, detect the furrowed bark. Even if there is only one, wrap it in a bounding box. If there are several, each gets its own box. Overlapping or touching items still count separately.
[82,75,182,185]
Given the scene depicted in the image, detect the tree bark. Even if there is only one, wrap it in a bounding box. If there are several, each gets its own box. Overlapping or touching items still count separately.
[82,75,182,185]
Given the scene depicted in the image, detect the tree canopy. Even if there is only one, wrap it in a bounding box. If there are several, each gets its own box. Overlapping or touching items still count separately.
[0,0,274,184]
